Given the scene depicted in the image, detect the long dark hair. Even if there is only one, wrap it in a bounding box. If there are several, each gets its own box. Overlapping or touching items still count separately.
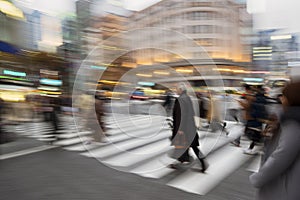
[282,81,300,106]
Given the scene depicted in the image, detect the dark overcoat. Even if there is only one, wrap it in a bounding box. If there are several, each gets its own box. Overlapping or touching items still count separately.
[172,92,199,147]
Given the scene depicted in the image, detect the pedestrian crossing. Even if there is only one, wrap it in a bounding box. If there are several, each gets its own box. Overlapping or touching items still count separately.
[7,113,260,196]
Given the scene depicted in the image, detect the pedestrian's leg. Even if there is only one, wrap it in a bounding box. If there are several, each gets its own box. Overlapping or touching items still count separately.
[192,146,208,172]
[178,149,190,163]
[231,136,241,147]
[249,141,255,150]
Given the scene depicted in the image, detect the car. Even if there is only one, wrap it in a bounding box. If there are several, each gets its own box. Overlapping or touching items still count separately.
[130,88,149,100]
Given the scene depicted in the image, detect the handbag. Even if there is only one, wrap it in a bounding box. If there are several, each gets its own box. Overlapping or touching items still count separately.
[169,130,189,160]
[173,131,187,149]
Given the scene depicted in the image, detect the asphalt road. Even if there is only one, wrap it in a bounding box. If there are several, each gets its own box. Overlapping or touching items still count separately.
[0,143,257,200]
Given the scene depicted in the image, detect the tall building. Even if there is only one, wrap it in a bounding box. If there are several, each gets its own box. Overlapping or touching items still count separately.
[76,0,92,58]
[76,0,132,82]
[128,0,253,64]
[24,10,42,50]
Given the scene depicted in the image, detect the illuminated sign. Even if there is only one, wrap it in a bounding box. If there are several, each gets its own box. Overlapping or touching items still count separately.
[40,78,62,86]
[243,78,264,82]
[91,66,107,70]
[0,0,25,19]
[138,81,155,86]
[3,70,26,77]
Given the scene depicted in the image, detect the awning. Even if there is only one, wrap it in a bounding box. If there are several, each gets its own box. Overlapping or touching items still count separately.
[0,41,21,54]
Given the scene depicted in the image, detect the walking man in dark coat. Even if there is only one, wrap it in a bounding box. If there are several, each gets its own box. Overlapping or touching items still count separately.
[170,83,208,172]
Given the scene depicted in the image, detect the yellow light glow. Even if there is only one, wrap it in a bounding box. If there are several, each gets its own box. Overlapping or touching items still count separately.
[39,91,62,95]
[101,63,117,67]
[0,0,25,19]
[137,61,153,65]
[99,80,129,85]
[0,93,25,102]
[154,57,170,62]
[122,62,136,68]
[154,71,170,75]
[232,70,246,73]
[176,69,193,73]
[136,73,152,77]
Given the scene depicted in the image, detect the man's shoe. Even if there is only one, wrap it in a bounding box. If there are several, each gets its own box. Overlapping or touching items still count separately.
[200,159,209,173]
[230,141,240,147]
[168,164,178,169]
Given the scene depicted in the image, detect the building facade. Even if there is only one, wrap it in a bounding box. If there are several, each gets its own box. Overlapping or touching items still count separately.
[128,0,252,64]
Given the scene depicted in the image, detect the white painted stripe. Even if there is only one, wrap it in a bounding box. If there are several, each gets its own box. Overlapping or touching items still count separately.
[81,130,170,158]
[102,139,172,167]
[0,145,57,160]
[56,131,93,139]
[130,153,176,178]
[38,138,56,142]
[106,120,168,136]
[104,123,169,143]
[64,142,106,152]
[53,136,93,146]
[130,124,244,179]
[246,154,262,173]
[167,146,252,195]
[108,116,162,127]
[104,115,165,127]
[104,115,148,125]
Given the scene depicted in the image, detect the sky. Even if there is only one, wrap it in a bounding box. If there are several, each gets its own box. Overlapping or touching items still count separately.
[11,0,300,34]
[249,0,300,33]
[124,0,161,11]
[12,0,161,16]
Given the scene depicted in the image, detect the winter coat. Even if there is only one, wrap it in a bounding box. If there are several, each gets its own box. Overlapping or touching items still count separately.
[249,107,300,200]
[172,91,199,147]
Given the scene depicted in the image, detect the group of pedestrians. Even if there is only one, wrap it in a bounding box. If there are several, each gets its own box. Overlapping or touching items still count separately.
[249,81,300,200]
[166,81,300,199]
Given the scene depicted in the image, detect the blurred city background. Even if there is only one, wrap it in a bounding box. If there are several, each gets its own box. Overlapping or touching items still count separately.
[1,0,300,199]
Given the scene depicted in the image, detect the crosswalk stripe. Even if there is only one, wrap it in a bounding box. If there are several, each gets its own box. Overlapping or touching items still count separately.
[167,146,252,195]
[56,131,93,139]
[8,113,257,196]
[129,125,244,179]
[81,130,170,159]
[53,136,93,146]
[63,142,104,152]
[101,139,172,168]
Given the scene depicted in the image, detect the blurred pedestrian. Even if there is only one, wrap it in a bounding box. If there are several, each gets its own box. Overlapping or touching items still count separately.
[206,91,228,134]
[75,91,94,131]
[0,98,4,144]
[163,90,172,116]
[169,83,208,172]
[231,84,266,154]
[48,97,61,142]
[249,81,300,200]
[94,92,106,142]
